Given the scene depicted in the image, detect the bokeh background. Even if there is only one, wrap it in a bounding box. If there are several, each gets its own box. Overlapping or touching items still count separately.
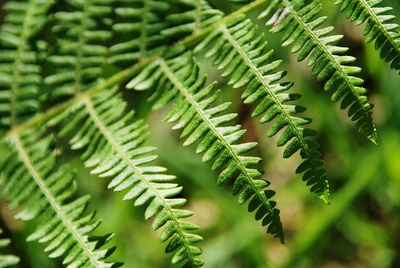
[1,0,400,267]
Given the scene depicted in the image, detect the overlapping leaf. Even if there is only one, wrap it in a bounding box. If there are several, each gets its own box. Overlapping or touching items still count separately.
[336,0,400,71]
[260,0,377,144]
[0,127,117,268]
[49,88,204,267]
[196,15,330,202]
[128,54,284,242]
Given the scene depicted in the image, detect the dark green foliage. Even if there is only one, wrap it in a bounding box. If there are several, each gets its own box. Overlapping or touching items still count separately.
[336,0,400,71]
[0,0,53,129]
[128,54,284,242]
[260,0,377,144]
[0,228,19,267]
[196,15,330,203]
[0,128,117,267]
[50,88,203,267]
[44,0,113,101]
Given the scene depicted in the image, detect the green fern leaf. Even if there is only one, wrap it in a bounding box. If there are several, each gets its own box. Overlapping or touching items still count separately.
[196,15,330,203]
[162,0,224,37]
[0,228,20,268]
[0,0,54,129]
[44,0,113,100]
[336,0,400,71]
[50,88,204,267]
[0,128,118,268]
[260,0,377,144]
[127,54,284,242]
[109,0,170,67]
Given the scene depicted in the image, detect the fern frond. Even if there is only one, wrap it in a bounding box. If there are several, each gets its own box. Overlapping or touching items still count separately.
[162,0,224,37]
[260,0,377,144]
[127,54,284,242]
[109,0,170,67]
[44,0,113,100]
[0,128,117,268]
[0,228,20,267]
[336,0,400,71]
[195,15,330,203]
[0,0,54,129]
[50,88,204,267]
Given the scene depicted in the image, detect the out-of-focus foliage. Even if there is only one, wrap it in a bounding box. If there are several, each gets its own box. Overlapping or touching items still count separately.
[0,0,399,267]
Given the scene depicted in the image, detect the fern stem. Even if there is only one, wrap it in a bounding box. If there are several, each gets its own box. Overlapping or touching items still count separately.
[218,24,329,203]
[2,0,267,140]
[9,132,103,268]
[282,0,377,144]
[82,96,198,266]
[158,58,278,232]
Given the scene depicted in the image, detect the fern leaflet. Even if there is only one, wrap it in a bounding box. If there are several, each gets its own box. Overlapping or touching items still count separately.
[196,15,330,203]
[0,128,117,268]
[128,54,284,242]
[260,0,377,144]
[0,228,19,268]
[50,88,204,267]
[0,0,53,129]
[336,0,400,71]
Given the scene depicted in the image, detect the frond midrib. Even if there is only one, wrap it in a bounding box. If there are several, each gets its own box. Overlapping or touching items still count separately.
[219,24,328,200]
[82,96,197,266]
[282,0,377,141]
[158,58,276,216]
[1,0,268,140]
[9,132,102,268]
[356,0,400,55]
[9,0,36,126]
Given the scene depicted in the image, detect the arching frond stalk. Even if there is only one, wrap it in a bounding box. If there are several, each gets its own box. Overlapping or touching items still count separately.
[0,128,117,268]
[50,88,203,267]
[196,15,330,203]
[128,54,284,242]
[0,0,54,129]
[336,0,400,71]
[0,228,20,267]
[260,0,377,144]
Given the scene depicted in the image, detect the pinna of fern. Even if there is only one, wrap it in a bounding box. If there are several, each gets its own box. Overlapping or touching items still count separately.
[336,0,400,71]
[48,88,204,267]
[44,0,113,101]
[0,127,118,268]
[0,228,19,268]
[195,14,330,203]
[128,53,284,242]
[0,0,54,129]
[259,0,377,144]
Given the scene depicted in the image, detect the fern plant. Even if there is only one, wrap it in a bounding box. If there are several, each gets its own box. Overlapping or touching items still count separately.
[0,0,399,267]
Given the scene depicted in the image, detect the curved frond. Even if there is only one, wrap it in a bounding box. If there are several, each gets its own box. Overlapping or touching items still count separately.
[260,0,377,144]
[196,15,330,203]
[0,228,20,267]
[128,54,284,242]
[0,0,54,129]
[51,89,204,267]
[0,128,117,268]
[336,0,400,71]
[44,0,113,100]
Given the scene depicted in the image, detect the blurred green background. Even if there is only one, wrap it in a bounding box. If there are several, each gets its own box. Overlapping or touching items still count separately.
[1,0,400,267]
